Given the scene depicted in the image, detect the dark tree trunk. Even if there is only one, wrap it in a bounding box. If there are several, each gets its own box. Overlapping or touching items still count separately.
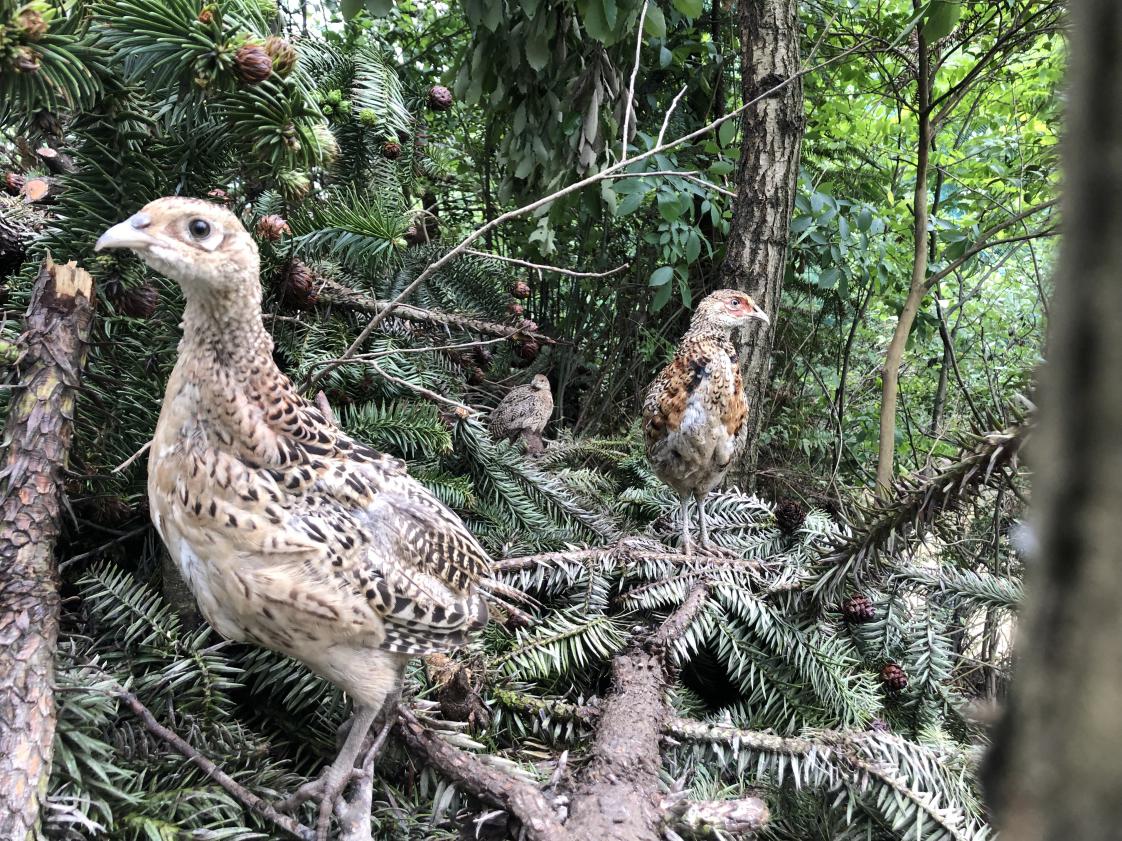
[721,0,804,489]
[984,3,1122,837]
[0,258,95,841]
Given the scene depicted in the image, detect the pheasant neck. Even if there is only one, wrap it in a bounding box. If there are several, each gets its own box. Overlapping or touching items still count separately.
[681,322,735,345]
[179,286,275,376]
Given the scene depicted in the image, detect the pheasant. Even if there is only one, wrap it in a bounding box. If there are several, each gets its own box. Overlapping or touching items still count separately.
[95,197,491,840]
[489,373,553,455]
[642,289,770,555]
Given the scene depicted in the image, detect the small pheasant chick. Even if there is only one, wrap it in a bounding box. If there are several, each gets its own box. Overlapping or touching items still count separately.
[642,289,770,555]
[96,198,491,840]
[489,373,553,455]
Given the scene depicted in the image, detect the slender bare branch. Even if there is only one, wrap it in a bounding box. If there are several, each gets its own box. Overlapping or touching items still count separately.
[464,249,630,278]
[621,0,650,161]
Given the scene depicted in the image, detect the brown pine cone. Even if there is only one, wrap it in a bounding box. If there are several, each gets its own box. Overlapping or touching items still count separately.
[775,498,806,535]
[234,42,272,85]
[116,283,160,319]
[381,140,403,160]
[281,260,318,310]
[255,213,291,241]
[427,85,453,111]
[880,663,908,691]
[263,35,297,77]
[506,301,524,317]
[473,346,493,370]
[841,594,875,624]
[511,280,531,299]
[466,367,485,385]
[515,339,540,361]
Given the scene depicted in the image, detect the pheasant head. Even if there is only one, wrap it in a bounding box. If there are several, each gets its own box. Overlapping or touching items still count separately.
[95,197,270,360]
[683,288,770,340]
[95,197,260,306]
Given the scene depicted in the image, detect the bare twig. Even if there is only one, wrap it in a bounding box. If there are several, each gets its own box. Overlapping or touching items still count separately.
[602,169,737,198]
[112,440,151,474]
[621,0,650,160]
[115,688,315,841]
[656,85,689,148]
[366,358,480,416]
[464,249,630,278]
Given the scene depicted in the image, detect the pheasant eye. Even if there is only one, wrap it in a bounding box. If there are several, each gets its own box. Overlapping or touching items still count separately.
[188,219,211,239]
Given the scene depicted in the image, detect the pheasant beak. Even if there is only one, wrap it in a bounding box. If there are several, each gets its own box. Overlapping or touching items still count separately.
[95,213,159,253]
[750,308,770,326]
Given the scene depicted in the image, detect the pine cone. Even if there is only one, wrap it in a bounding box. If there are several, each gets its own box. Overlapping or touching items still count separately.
[358,108,378,127]
[263,35,297,77]
[518,318,539,333]
[197,4,216,23]
[16,8,48,40]
[281,260,318,310]
[116,283,160,319]
[234,42,272,85]
[381,140,402,160]
[880,663,908,691]
[255,213,291,241]
[506,301,524,317]
[404,224,426,245]
[3,173,24,195]
[466,367,485,385]
[511,280,531,299]
[515,339,540,362]
[775,498,806,535]
[13,46,41,74]
[841,594,875,624]
[427,84,453,111]
[473,346,493,370]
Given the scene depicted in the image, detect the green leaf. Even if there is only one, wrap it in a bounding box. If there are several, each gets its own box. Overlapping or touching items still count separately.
[678,274,692,308]
[922,0,961,42]
[856,208,873,232]
[649,265,674,287]
[652,279,673,310]
[659,46,673,68]
[525,30,550,71]
[685,229,701,263]
[616,191,646,216]
[718,118,737,148]
[672,0,703,19]
[709,159,733,176]
[364,0,392,15]
[643,3,667,38]
[890,1,932,48]
[602,0,618,29]
[657,193,684,222]
[577,0,613,43]
[819,267,841,289]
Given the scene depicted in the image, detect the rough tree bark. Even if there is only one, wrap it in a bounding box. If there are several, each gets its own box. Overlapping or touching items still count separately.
[983,3,1122,838]
[0,258,95,840]
[722,0,804,489]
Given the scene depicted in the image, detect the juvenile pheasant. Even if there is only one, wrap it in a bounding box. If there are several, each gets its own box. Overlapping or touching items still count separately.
[642,289,770,555]
[95,198,491,839]
[489,373,553,455]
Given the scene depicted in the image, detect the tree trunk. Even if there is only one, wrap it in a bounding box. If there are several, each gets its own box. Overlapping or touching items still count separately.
[0,258,95,841]
[983,3,1122,837]
[721,0,804,489]
[875,25,931,493]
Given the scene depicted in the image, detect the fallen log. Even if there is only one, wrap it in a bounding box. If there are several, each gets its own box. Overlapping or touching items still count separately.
[0,257,96,840]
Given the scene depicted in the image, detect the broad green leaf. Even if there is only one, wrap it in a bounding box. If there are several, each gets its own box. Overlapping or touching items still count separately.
[649,265,674,287]
[709,159,733,176]
[657,193,683,222]
[602,0,618,29]
[643,3,667,38]
[659,46,672,68]
[819,267,841,289]
[652,279,673,310]
[672,0,703,19]
[856,207,873,232]
[718,118,737,148]
[678,275,692,308]
[525,31,550,71]
[616,191,646,216]
[922,0,961,42]
[577,0,613,43]
[685,229,701,263]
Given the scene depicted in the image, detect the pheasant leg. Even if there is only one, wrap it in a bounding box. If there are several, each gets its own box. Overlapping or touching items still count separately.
[314,703,379,841]
[697,496,739,558]
[679,497,693,557]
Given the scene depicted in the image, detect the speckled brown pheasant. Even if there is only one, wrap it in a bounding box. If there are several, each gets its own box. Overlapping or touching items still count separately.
[489,373,553,455]
[96,198,491,840]
[642,289,770,555]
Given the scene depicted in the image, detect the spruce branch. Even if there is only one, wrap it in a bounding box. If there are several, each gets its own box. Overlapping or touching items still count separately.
[811,419,1031,603]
